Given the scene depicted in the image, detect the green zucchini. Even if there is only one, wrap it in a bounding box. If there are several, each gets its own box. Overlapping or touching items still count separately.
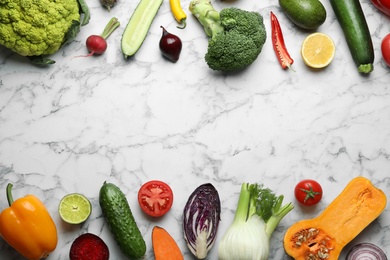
[329,0,374,73]
[99,182,146,259]
[121,0,163,58]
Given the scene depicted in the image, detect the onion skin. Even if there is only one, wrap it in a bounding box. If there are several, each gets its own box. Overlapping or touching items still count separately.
[159,26,182,63]
[346,243,387,260]
[100,0,118,11]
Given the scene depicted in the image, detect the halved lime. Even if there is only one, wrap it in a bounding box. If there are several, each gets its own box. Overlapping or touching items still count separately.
[59,193,92,224]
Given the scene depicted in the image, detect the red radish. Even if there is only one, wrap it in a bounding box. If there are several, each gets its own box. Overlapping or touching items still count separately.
[75,17,120,58]
[69,233,109,260]
[85,35,108,55]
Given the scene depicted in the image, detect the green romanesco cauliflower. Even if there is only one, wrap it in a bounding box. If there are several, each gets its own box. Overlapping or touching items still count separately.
[189,0,267,72]
[0,0,87,59]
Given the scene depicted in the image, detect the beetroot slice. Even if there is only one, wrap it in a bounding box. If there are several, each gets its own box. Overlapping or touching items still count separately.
[70,233,109,260]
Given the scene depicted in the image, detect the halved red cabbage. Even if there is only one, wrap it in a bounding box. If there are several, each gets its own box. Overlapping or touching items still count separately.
[183,183,221,259]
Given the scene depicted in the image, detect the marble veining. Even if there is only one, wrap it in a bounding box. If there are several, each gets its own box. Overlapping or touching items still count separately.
[1,0,389,259]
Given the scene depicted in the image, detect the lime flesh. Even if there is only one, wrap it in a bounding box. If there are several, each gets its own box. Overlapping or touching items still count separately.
[59,193,92,224]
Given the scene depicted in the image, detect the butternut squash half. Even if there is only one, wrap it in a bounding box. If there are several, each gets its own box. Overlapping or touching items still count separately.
[284,177,387,260]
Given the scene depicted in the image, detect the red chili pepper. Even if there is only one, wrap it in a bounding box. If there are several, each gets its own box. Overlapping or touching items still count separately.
[270,11,294,69]
[370,0,390,16]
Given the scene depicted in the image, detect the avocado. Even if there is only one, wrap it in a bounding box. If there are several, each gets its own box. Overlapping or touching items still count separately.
[279,0,327,30]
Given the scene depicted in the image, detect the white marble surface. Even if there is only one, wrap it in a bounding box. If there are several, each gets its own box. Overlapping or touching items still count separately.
[1,0,389,259]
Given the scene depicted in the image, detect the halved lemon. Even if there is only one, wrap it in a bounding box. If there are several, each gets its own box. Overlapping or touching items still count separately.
[59,193,92,224]
[301,32,335,69]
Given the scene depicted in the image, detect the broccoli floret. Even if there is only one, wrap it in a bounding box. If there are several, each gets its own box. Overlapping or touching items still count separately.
[189,0,267,72]
[0,0,90,64]
[206,30,260,72]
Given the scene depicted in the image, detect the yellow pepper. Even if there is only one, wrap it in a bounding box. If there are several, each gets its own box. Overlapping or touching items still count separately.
[0,183,58,260]
[170,0,187,28]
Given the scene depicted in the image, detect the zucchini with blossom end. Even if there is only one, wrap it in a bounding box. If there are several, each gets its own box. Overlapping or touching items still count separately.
[183,183,221,259]
[329,0,375,73]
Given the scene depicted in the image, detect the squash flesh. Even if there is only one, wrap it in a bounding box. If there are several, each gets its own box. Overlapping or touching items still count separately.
[284,177,387,260]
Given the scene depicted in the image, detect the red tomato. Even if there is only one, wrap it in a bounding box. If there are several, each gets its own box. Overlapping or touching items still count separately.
[371,0,390,16]
[138,180,173,217]
[381,33,390,67]
[294,179,323,206]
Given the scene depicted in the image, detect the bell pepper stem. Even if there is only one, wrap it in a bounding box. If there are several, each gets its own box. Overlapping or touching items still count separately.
[6,183,15,206]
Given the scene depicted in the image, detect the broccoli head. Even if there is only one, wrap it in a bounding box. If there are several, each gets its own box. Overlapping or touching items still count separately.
[189,0,267,72]
[0,0,90,63]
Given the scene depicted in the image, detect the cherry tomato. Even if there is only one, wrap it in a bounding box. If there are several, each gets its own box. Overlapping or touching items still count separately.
[381,33,390,67]
[294,179,323,206]
[138,180,173,217]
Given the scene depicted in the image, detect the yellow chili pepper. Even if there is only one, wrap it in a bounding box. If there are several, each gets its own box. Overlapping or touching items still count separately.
[170,0,187,28]
[0,183,58,260]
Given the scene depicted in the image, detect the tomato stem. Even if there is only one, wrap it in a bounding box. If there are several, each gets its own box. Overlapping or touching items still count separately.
[300,184,321,203]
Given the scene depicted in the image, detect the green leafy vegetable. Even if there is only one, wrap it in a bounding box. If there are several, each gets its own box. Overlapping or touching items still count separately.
[218,183,294,260]
[77,0,91,26]
[0,0,90,65]
[189,0,267,72]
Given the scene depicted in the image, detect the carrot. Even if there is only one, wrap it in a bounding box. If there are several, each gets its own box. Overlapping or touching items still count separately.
[152,226,184,260]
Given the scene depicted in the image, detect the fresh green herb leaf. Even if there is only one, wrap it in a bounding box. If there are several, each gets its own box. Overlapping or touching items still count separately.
[77,0,91,26]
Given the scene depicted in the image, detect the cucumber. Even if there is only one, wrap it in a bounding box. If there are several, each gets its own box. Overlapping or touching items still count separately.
[121,0,163,58]
[99,182,146,259]
[279,0,326,30]
[329,0,375,73]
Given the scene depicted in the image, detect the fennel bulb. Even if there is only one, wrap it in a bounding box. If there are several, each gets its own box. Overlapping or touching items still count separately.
[218,183,294,260]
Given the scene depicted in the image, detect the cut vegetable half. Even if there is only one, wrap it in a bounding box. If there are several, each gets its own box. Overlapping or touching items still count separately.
[183,183,221,259]
[346,243,387,260]
[152,226,184,260]
[138,180,174,217]
[301,32,335,69]
[70,233,109,260]
[284,177,387,260]
[59,193,92,224]
[121,0,163,58]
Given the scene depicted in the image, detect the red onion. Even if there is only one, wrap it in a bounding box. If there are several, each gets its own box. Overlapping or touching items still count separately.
[346,243,387,260]
[159,26,182,63]
[100,0,118,11]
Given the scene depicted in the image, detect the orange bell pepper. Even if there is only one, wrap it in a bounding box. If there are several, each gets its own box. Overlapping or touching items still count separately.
[0,183,58,260]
